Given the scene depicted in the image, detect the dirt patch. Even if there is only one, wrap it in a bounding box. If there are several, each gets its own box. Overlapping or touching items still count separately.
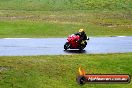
[0,66,11,72]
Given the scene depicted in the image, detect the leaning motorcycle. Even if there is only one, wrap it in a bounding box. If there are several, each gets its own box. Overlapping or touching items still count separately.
[64,34,89,51]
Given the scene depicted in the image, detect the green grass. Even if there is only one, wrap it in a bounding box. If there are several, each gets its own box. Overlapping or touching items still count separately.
[0,0,131,11]
[0,10,132,38]
[0,0,131,38]
[0,1,132,88]
[0,53,132,88]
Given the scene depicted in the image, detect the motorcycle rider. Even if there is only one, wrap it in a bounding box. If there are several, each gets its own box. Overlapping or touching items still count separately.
[74,29,87,45]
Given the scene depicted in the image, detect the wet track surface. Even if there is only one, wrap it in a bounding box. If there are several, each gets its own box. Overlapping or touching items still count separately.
[0,36,132,56]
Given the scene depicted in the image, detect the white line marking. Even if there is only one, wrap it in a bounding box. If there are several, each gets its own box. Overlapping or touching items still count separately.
[116,36,126,37]
[0,36,128,39]
[3,38,31,39]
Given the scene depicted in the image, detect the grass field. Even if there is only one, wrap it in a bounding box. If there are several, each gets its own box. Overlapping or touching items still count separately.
[0,0,132,37]
[0,0,131,11]
[0,1,132,88]
[0,10,132,37]
[0,53,132,88]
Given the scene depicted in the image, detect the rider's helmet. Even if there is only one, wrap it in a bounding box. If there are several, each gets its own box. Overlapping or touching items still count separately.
[79,29,84,32]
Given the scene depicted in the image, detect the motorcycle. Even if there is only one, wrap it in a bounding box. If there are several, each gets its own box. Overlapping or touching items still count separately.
[64,34,89,51]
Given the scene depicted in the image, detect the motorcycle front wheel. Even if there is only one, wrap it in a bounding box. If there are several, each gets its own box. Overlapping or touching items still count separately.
[79,44,86,51]
[64,42,70,50]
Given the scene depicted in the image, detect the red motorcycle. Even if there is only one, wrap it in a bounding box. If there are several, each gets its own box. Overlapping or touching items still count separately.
[64,34,89,50]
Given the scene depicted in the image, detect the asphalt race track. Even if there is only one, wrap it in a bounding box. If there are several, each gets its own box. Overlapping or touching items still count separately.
[0,36,132,56]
